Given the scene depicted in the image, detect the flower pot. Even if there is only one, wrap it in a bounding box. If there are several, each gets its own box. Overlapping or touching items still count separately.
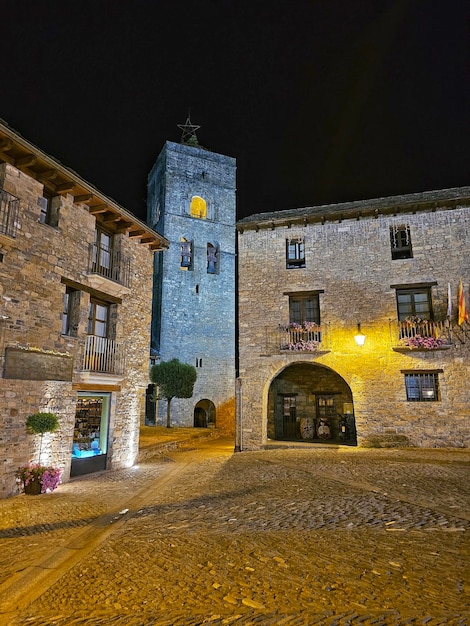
[24,479,42,495]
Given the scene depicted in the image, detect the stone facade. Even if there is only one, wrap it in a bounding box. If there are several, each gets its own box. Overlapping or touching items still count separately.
[147,139,236,433]
[0,121,168,497]
[236,188,470,450]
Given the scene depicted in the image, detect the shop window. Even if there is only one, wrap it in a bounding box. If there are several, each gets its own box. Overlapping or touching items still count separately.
[207,242,219,274]
[404,372,440,402]
[390,224,413,259]
[286,238,305,269]
[396,287,433,321]
[62,287,81,337]
[180,237,193,270]
[190,195,207,219]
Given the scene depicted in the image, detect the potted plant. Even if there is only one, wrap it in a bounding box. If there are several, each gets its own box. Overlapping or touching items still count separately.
[16,463,61,495]
[17,412,61,495]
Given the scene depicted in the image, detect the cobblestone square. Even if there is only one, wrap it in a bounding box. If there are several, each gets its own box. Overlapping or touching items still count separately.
[0,436,468,625]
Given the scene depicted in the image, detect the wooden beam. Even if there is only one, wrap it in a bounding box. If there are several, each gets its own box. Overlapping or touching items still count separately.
[37,169,59,181]
[16,154,37,167]
[139,236,156,243]
[102,214,123,224]
[89,204,109,214]
[74,193,93,203]
[128,229,146,237]
[0,139,14,151]
[55,181,76,193]
[114,222,133,233]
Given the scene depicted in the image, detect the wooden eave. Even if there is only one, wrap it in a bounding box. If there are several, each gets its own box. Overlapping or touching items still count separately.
[0,119,169,252]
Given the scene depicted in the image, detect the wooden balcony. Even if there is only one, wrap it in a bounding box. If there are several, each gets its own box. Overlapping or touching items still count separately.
[82,335,125,374]
[391,319,452,351]
[0,188,19,239]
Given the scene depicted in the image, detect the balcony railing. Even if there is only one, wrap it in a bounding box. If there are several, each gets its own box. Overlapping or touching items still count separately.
[82,335,125,374]
[269,322,331,353]
[0,189,19,238]
[88,243,131,288]
[391,319,452,350]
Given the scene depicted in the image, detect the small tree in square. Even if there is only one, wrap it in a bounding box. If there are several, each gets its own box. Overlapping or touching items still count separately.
[150,359,197,428]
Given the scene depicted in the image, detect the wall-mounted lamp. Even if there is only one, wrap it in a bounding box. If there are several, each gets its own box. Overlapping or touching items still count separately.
[354,322,366,346]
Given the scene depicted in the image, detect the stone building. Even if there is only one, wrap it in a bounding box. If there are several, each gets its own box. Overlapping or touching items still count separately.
[236,188,470,450]
[147,121,236,433]
[0,119,168,497]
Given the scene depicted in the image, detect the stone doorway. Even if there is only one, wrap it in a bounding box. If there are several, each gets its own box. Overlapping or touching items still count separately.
[268,363,356,445]
[194,399,216,428]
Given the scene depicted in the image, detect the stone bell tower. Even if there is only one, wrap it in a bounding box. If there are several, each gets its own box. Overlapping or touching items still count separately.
[147,118,236,433]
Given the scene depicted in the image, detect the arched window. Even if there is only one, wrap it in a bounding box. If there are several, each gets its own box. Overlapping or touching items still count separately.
[180,237,193,270]
[190,195,207,219]
[207,242,219,274]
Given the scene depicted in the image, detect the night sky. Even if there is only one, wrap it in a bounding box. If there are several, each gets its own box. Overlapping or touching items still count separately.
[1,1,468,221]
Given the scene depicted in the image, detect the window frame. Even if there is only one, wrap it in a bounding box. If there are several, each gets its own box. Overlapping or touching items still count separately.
[288,292,320,325]
[390,224,413,260]
[180,238,193,270]
[286,237,305,269]
[87,298,109,338]
[395,287,433,321]
[207,242,219,274]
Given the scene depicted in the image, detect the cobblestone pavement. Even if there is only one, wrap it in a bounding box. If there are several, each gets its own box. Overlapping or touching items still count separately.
[0,438,468,625]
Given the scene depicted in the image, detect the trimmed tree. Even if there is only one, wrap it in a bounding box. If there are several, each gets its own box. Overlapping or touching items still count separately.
[150,359,197,428]
[26,412,60,463]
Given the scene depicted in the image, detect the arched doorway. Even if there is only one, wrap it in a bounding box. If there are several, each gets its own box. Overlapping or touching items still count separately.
[193,399,216,428]
[267,363,356,445]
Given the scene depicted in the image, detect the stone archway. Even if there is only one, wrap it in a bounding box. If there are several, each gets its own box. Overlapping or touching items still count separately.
[194,399,216,428]
[267,362,356,445]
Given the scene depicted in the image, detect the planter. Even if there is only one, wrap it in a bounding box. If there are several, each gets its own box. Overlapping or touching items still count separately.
[24,479,42,495]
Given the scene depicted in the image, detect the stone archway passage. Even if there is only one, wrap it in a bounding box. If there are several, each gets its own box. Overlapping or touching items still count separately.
[193,399,216,428]
[267,362,357,445]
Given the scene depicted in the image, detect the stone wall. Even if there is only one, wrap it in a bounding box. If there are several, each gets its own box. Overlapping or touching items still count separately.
[0,162,155,497]
[148,141,236,434]
[237,204,470,450]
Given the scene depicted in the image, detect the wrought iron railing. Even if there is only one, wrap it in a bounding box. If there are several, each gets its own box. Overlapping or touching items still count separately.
[82,335,124,374]
[391,319,452,349]
[88,243,131,288]
[0,189,19,238]
[278,323,330,352]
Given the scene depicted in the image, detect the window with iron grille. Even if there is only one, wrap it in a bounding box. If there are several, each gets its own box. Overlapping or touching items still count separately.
[390,224,413,260]
[286,238,305,269]
[404,372,440,402]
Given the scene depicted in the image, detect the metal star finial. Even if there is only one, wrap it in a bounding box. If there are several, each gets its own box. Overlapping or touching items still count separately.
[177,115,201,146]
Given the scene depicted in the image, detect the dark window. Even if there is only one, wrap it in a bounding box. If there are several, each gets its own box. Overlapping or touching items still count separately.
[404,372,439,402]
[92,228,113,277]
[390,225,413,259]
[180,238,193,269]
[286,238,305,269]
[62,287,80,336]
[207,242,219,274]
[87,299,109,337]
[289,294,320,325]
[38,194,58,226]
[396,287,433,321]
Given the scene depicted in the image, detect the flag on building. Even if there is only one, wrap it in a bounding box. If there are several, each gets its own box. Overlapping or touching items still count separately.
[458,279,469,326]
[447,282,452,318]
